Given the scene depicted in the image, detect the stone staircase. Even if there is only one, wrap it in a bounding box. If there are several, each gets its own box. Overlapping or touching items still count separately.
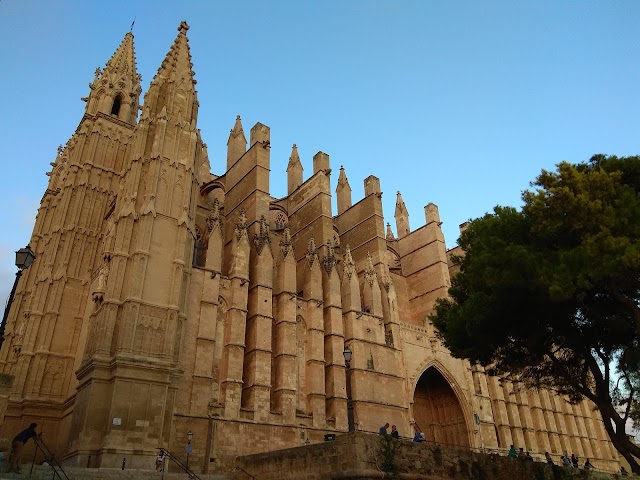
[0,464,235,480]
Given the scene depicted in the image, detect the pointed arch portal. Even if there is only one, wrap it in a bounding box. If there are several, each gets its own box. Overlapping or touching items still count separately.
[413,367,470,449]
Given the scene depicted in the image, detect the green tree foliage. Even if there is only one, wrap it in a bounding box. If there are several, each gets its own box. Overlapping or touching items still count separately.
[430,155,640,473]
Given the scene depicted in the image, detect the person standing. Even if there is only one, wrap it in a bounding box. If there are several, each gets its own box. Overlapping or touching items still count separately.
[390,425,399,439]
[545,452,554,464]
[8,423,39,473]
[508,445,517,458]
[379,423,390,435]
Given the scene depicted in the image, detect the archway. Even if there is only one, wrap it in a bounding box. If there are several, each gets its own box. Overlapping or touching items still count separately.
[413,366,470,448]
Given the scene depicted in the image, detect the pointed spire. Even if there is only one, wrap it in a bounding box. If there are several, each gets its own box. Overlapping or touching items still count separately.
[386,223,395,240]
[287,144,303,194]
[364,253,377,287]
[85,31,141,124]
[395,191,410,238]
[336,165,352,215]
[323,238,338,276]
[279,226,294,259]
[306,237,319,268]
[343,245,356,280]
[253,215,272,255]
[144,21,198,122]
[227,115,247,169]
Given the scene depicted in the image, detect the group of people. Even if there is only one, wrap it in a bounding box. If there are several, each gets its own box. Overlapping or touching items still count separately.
[379,422,428,443]
[508,445,595,471]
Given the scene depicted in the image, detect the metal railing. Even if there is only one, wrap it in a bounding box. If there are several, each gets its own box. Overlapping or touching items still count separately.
[157,447,202,480]
[32,436,70,480]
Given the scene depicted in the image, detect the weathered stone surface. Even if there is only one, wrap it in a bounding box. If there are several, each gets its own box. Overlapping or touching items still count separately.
[0,21,624,477]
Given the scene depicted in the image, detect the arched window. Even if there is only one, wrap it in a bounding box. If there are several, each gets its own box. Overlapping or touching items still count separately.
[111,95,122,116]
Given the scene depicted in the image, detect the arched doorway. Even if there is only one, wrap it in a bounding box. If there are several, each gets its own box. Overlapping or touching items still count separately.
[413,366,470,449]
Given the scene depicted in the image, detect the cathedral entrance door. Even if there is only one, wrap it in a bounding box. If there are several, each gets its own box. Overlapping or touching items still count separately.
[412,366,470,449]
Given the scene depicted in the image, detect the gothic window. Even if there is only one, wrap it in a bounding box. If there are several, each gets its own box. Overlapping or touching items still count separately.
[192,227,205,267]
[111,94,122,116]
[274,212,288,231]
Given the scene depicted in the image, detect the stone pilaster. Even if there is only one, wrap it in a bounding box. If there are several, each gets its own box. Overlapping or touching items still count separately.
[272,228,297,422]
[220,210,250,419]
[322,239,347,430]
[243,216,274,421]
[304,238,326,427]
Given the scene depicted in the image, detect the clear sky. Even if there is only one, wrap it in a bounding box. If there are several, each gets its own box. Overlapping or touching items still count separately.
[1,1,639,306]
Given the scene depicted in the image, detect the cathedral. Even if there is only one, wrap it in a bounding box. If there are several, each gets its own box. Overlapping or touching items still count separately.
[0,22,621,474]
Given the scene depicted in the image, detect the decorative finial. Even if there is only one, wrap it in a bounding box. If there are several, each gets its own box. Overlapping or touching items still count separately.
[178,21,190,34]
[130,17,136,33]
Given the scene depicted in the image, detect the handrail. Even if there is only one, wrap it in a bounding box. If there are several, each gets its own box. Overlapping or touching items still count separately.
[236,464,257,479]
[33,436,70,480]
[158,447,202,480]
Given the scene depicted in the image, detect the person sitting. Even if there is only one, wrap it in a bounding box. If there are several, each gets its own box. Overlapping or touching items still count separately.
[412,432,426,443]
[379,423,390,435]
[545,452,554,464]
[508,445,517,458]
[561,455,572,468]
[583,458,593,470]
[390,425,399,439]
[518,447,525,458]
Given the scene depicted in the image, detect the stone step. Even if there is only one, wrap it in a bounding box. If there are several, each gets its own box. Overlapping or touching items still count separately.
[0,464,234,480]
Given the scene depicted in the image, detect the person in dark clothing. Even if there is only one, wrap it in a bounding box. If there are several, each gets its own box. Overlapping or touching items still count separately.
[545,452,554,464]
[8,423,39,473]
[379,423,389,435]
[390,425,399,439]
[571,454,579,468]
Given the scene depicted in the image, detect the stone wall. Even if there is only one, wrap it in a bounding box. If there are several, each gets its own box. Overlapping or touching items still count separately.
[236,432,623,480]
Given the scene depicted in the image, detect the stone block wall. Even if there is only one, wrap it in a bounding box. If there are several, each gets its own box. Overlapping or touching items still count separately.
[236,432,622,480]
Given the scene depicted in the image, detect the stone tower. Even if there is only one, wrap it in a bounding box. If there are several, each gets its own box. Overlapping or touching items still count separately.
[0,29,141,453]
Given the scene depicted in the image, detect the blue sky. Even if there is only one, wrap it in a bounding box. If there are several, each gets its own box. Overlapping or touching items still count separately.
[1,0,639,305]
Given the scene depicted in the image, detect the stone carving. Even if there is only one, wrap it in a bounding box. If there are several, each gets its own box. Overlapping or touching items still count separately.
[253,215,271,255]
[279,227,294,259]
[364,253,377,287]
[234,209,249,241]
[323,238,337,276]
[343,245,356,280]
[206,198,224,234]
[306,237,319,268]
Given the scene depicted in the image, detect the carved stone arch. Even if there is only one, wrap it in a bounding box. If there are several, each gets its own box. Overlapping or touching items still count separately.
[411,360,473,449]
[386,245,401,271]
[332,224,341,249]
[269,204,289,231]
[200,179,226,198]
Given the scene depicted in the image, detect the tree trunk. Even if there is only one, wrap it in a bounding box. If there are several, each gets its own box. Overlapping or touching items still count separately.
[596,394,640,474]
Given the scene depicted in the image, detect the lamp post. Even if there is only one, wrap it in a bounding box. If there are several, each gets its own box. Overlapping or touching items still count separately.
[343,347,355,432]
[186,431,193,470]
[0,245,35,350]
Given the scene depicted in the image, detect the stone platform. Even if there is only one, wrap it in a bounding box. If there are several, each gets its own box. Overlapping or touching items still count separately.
[236,431,629,480]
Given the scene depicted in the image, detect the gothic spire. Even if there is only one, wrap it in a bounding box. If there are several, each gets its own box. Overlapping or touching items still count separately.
[336,165,352,215]
[143,21,198,122]
[395,191,410,238]
[287,144,303,194]
[227,115,247,168]
[84,31,141,124]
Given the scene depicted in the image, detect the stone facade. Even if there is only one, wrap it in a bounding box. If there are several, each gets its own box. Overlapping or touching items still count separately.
[0,22,621,475]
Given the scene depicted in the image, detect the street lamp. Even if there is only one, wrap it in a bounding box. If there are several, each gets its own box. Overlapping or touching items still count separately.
[186,431,193,470]
[343,347,355,432]
[0,245,36,350]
